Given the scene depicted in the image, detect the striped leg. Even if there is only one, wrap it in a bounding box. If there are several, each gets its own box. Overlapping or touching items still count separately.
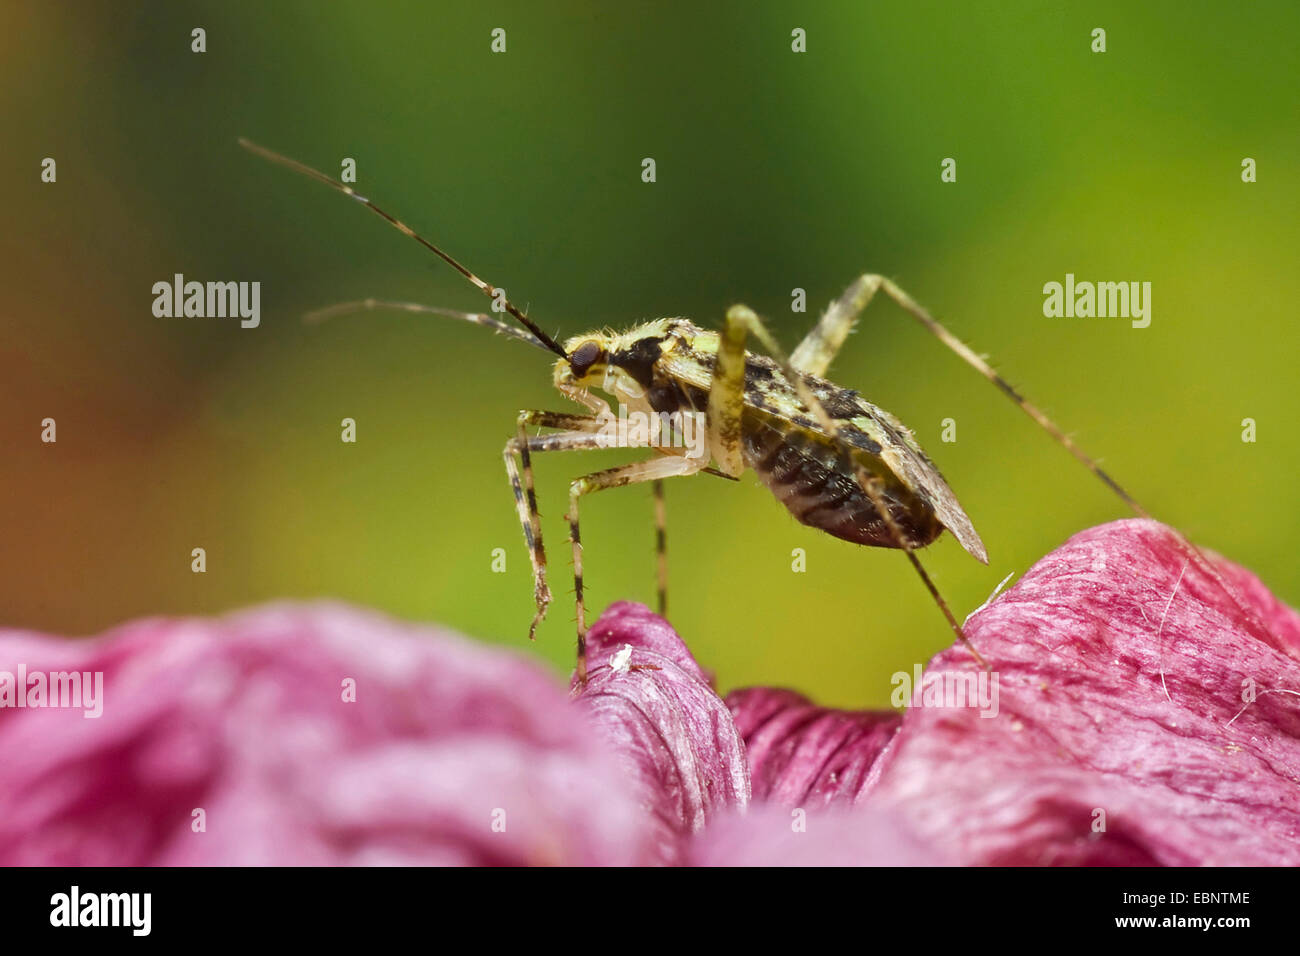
[795,273,1145,508]
[653,479,668,616]
[569,455,706,683]
[503,411,613,640]
[854,275,1145,510]
[790,274,878,376]
[808,274,1277,648]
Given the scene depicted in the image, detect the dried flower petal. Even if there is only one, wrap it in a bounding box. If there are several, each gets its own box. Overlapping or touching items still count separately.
[864,519,1300,865]
[6,519,1294,867]
[726,687,900,807]
[572,601,749,863]
[0,603,654,865]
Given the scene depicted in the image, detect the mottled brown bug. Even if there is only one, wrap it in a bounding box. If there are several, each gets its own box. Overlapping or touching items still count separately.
[241,139,1178,683]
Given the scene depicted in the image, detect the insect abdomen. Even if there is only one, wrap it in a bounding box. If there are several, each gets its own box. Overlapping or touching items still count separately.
[741,416,944,549]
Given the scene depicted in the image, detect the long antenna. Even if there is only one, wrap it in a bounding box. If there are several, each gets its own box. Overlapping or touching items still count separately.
[304,298,556,352]
[238,138,567,357]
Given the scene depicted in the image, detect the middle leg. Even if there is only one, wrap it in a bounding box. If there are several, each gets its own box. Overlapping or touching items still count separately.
[568,454,706,683]
[653,479,668,616]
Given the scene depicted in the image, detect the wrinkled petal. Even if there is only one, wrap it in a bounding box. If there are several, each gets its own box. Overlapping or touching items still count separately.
[8,518,1295,868]
[573,602,749,863]
[865,519,1300,865]
[725,687,899,807]
[690,804,945,866]
[0,603,654,865]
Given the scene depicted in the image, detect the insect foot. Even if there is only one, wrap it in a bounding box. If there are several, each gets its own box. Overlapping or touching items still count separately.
[528,582,552,642]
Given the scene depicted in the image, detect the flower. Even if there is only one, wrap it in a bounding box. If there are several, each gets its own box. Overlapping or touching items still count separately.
[1,519,1295,865]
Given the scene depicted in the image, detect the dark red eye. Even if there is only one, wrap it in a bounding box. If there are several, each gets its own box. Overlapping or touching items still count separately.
[569,341,604,378]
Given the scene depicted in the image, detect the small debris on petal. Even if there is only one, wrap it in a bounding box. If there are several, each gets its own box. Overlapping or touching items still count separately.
[609,643,633,674]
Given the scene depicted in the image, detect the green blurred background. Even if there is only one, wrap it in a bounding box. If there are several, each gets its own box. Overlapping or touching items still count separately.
[2,1,1296,707]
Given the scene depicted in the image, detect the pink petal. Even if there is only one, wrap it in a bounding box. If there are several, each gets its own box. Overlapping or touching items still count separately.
[865,518,1300,865]
[725,687,899,807]
[572,602,750,863]
[689,804,946,866]
[0,602,655,865]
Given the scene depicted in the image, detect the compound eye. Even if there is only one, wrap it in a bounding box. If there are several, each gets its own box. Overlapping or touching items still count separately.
[568,341,604,379]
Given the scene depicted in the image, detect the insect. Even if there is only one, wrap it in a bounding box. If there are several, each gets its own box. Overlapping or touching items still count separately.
[241,139,1274,683]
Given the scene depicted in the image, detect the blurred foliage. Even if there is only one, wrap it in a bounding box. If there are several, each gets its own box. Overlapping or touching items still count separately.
[2,1,1297,707]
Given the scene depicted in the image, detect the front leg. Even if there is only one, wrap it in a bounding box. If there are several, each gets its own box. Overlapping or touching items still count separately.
[502,411,613,640]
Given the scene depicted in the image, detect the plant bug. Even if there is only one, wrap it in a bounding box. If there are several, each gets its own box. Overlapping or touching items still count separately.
[240,139,1276,684]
